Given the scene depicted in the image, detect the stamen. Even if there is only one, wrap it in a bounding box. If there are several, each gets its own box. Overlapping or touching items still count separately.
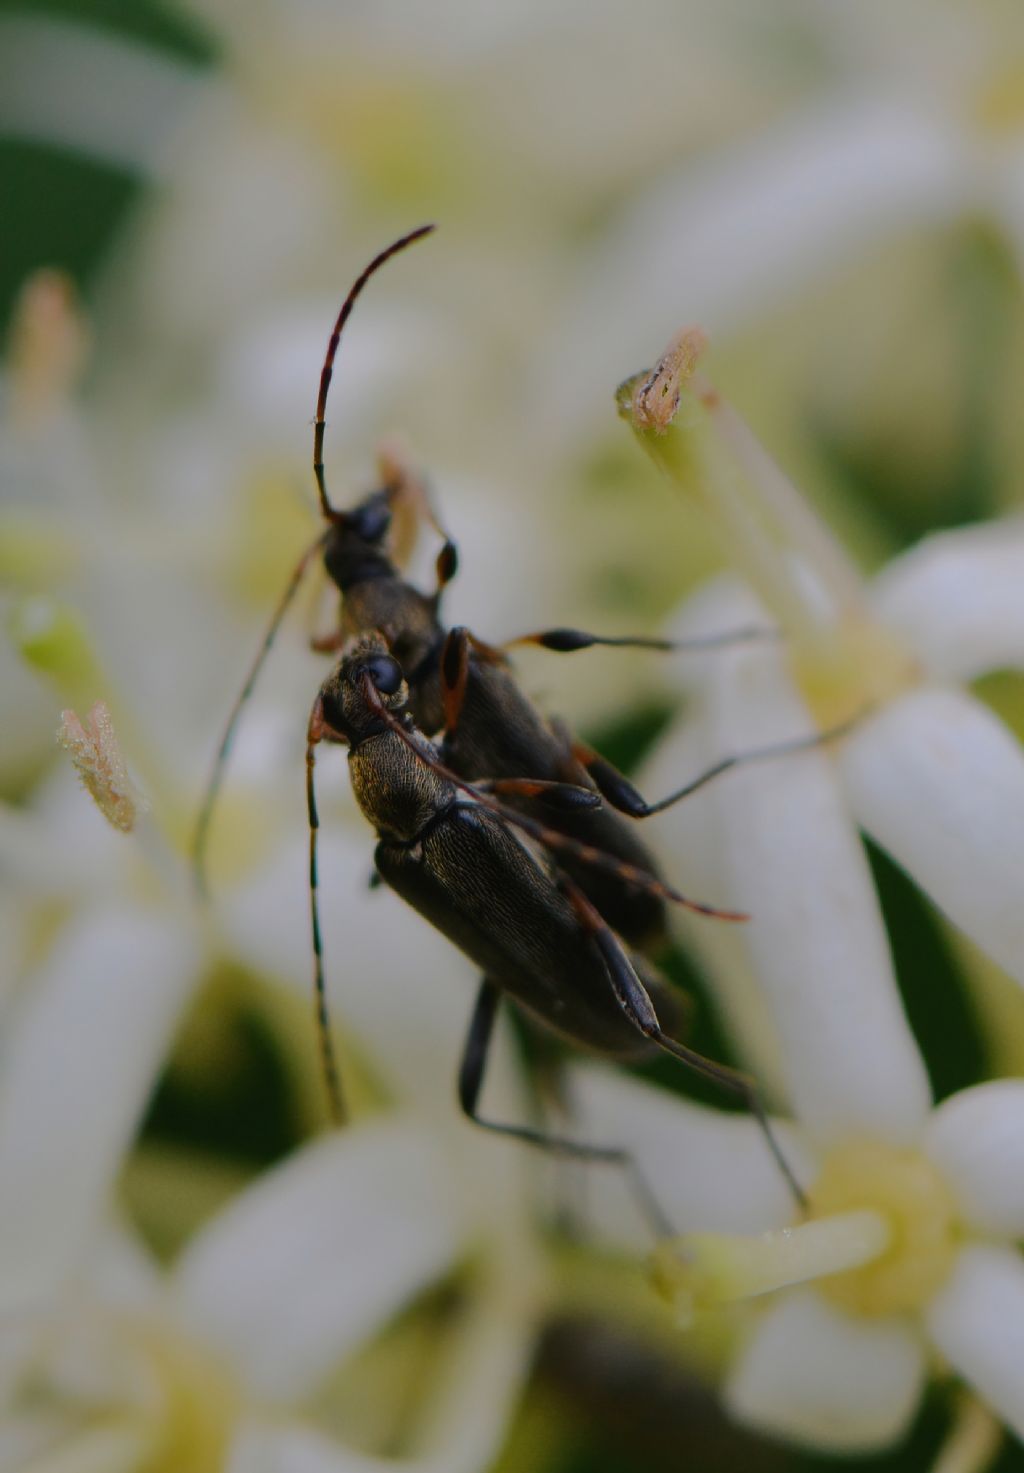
[619,331,922,718]
[932,1394,1003,1473]
[620,352,829,644]
[632,326,708,433]
[58,700,144,834]
[7,269,87,426]
[652,1209,890,1328]
[690,368,865,617]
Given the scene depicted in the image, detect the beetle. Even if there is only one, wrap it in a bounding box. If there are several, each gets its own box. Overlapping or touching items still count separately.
[192,226,780,952]
[304,632,806,1222]
[192,229,837,1221]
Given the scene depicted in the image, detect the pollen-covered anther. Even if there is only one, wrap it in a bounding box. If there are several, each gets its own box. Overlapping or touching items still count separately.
[9,268,88,425]
[58,700,144,834]
[808,1141,961,1317]
[631,325,708,434]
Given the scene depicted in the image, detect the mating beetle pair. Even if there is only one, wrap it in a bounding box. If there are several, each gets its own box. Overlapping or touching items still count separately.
[195,227,809,1222]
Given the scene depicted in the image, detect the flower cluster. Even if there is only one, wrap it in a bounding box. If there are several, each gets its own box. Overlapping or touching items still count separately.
[5,4,1024,1469]
[602,334,1024,1455]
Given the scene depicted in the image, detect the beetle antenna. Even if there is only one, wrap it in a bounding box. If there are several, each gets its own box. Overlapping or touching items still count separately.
[192,527,331,899]
[313,224,436,519]
[307,700,347,1125]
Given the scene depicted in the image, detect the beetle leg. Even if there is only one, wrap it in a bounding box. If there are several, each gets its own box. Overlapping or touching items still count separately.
[459,977,672,1239]
[502,624,776,654]
[571,717,859,820]
[564,881,808,1211]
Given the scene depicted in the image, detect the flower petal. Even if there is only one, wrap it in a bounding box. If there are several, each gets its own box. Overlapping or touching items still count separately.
[0,1417,156,1473]
[172,1120,465,1402]
[226,1269,538,1473]
[924,1081,1024,1238]
[725,1290,926,1452]
[0,904,199,1310]
[568,1065,814,1249]
[841,685,1024,990]
[554,94,967,428]
[872,520,1024,682]
[655,580,931,1145]
[925,1245,1024,1442]
[84,1216,165,1316]
[0,15,203,179]
[639,701,790,1106]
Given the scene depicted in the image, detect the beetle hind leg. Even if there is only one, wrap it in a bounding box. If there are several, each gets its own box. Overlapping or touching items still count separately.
[459,976,673,1240]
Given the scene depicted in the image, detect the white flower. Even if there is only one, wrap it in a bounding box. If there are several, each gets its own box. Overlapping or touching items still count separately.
[573,1066,1024,1454]
[0,275,549,1471]
[0,879,544,1473]
[628,337,1024,1037]
[587,337,1024,1452]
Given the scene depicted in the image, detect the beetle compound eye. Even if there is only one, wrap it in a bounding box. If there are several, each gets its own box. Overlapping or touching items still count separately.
[351,501,391,544]
[363,653,403,694]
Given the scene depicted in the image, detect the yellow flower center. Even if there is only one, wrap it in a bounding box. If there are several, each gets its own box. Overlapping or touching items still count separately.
[130,1319,243,1473]
[650,1141,963,1327]
[973,56,1024,137]
[788,616,921,731]
[808,1140,961,1317]
[22,1314,243,1473]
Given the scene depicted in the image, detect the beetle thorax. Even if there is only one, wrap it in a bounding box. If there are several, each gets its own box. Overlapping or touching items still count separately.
[348,729,455,843]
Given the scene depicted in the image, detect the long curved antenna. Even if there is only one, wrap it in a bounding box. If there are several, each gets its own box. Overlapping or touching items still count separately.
[306,699,346,1124]
[313,224,436,518]
[194,227,436,899]
[192,528,330,898]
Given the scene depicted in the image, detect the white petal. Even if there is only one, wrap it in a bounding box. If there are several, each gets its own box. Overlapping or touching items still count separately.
[0,15,203,180]
[924,1082,1024,1238]
[0,905,199,1309]
[0,1418,155,1473]
[725,1291,926,1452]
[841,685,1024,990]
[568,1066,813,1250]
[553,94,968,428]
[397,1266,538,1473]
[926,1245,1024,1442]
[659,584,931,1144]
[872,520,1024,682]
[84,1216,165,1316]
[0,783,116,901]
[228,1421,383,1473]
[173,1120,464,1402]
[226,1270,537,1473]
[0,1411,70,1472]
[639,696,790,1106]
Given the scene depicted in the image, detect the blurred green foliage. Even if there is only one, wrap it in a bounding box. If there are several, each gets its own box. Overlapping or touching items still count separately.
[0,0,214,331]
